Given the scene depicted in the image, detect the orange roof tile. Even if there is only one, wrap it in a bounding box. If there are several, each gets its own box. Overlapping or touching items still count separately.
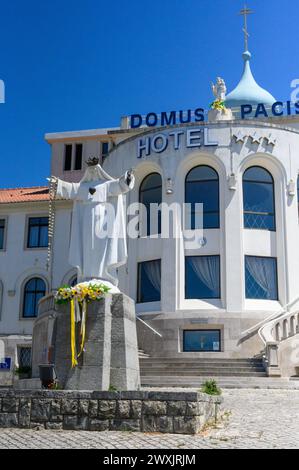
[0,186,49,204]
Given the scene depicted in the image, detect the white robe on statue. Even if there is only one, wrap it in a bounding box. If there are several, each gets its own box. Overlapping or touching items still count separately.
[56,166,134,287]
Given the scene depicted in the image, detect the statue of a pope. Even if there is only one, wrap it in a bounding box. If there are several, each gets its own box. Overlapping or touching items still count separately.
[50,157,135,291]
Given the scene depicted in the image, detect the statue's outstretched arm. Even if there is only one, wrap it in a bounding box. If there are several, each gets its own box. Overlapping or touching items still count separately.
[108,169,135,196]
[47,176,79,200]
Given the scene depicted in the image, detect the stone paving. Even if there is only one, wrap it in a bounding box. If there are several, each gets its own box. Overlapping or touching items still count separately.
[0,389,298,449]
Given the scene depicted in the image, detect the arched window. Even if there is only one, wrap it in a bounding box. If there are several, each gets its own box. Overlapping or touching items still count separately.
[23,278,46,318]
[139,173,162,236]
[69,276,77,287]
[243,167,275,231]
[185,166,220,229]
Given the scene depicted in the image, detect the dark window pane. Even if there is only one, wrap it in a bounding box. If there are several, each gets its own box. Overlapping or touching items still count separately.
[23,278,46,318]
[139,173,162,236]
[18,348,32,368]
[74,144,83,170]
[245,256,278,300]
[185,256,220,299]
[64,144,72,171]
[185,166,219,229]
[243,167,275,231]
[102,142,109,156]
[184,330,221,352]
[27,217,49,248]
[243,167,273,183]
[186,166,218,182]
[0,219,5,250]
[28,226,39,247]
[137,260,161,303]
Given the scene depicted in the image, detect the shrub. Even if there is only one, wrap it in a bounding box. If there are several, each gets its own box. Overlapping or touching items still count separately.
[201,379,222,396]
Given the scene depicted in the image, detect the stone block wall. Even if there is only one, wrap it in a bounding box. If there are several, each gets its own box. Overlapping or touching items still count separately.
[0,390,222,435]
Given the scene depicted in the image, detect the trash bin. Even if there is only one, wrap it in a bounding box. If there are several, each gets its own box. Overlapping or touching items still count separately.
[39,364,56,388]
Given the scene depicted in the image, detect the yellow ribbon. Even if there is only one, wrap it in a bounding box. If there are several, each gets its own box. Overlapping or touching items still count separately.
[78,299,87,358]
[70,299,78,368]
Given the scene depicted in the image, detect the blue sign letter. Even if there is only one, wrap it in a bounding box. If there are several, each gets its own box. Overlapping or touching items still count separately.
[241,104,252,119]
[131,114,142,129]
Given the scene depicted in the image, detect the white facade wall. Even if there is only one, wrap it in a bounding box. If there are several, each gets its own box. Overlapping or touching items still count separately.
[2,115,299,383]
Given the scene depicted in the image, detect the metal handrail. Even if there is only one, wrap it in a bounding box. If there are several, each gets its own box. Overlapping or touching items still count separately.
[136,316,162,338]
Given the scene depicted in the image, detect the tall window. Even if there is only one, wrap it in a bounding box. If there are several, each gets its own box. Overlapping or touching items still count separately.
[243,167,275,230]
[18,347,32,368]
[0,219,5,250]
[70,276,77,287]
[139,173,162,236]
[74,144,83,170]
[64,144,72,171]
[245,256,278,300]
[23,278,46,318]
[101,142,109,162]
[185,166,220,229]
[137,260,161,303]
[64,143,83,171]
[185,255,220,299]
[27,217,49,248]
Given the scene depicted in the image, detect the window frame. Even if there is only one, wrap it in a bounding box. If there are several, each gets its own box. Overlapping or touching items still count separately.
[139,173,163,237]
[183,329,221,352]
[185,255,221,300]
[185,165,220,230]
[25,215,49,250]
[63,144,73,171]
[137,259,162,304]
[0,216,8,251]
[22,277,47,319]
[244,255,279,301]
[243,166,276,231]
[74,143,83,171]
[63,142,84,172]
[101,142,110,162]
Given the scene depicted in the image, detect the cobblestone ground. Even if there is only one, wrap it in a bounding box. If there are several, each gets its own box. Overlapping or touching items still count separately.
[0,389,298,449]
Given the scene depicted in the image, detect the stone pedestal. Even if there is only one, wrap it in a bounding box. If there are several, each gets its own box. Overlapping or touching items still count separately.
[31,293,140,391]
[208,108,233,122]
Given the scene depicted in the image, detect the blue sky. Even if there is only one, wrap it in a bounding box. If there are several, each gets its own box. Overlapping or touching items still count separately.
[0,0,297,188]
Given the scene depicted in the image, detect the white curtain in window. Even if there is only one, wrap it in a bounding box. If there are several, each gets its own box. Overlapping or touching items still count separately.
[189,256,219,296]
[245,257,276,299]
[144,260,161,293]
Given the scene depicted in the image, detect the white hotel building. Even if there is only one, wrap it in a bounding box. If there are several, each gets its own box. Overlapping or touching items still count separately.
[1,46,299,386]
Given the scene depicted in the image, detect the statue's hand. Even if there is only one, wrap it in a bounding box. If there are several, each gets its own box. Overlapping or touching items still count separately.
[125,168,134,185]
[47,176,58,184]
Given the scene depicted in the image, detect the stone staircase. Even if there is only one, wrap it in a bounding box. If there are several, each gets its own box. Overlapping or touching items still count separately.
[140,357,299,389]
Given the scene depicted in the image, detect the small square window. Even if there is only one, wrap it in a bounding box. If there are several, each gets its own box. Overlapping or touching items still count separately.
[183,330,221,352]
[27,217,49,248]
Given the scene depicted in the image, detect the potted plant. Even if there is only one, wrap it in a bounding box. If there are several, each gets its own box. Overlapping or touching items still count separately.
[15,366,32,379]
